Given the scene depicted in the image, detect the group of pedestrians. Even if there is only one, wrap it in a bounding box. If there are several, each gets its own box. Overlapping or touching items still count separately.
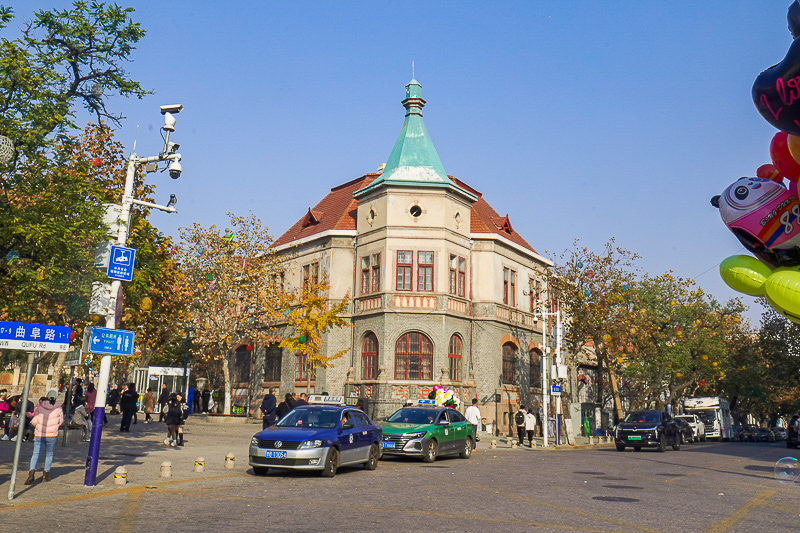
[514,405,538,447]
[260,389,314,430]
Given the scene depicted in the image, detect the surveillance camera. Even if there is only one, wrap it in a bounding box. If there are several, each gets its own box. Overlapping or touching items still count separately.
[160,104,184,115]
[167,142,180,154]
[168,160,182,179]
[163,112,177,132]
[167,194,178,207]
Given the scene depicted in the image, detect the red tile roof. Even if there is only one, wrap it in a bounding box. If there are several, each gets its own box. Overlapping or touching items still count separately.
[273,172,540,256]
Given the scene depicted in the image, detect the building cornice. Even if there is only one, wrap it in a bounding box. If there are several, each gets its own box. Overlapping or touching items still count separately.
[273,229,357,253]
[471,232,554,266]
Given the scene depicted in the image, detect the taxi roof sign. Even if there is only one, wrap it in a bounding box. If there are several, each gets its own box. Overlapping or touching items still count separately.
[307,395,346,406]
[417,399,437,405]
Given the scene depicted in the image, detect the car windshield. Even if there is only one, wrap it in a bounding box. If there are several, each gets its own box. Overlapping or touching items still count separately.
[387,408,439,424]
[623,412,660,424]
[276,408,339,429]
[674,416,692,422]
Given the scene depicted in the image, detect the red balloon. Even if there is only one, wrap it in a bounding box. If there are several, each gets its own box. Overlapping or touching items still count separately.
[756,163,782,182]
[91,157,101,167]
[770,131,800,182]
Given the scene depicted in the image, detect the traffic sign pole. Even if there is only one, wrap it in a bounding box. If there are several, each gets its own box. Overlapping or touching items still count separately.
[8,352,37,501]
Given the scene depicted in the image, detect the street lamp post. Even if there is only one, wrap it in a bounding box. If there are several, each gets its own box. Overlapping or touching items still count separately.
[84,105,185,487]
[183,325,194,400]
[536,299,563,448]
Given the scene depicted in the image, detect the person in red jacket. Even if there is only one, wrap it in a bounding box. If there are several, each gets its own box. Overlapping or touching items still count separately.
[26,390,64,484]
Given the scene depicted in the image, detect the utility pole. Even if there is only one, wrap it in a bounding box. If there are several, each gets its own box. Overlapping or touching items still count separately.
[84,105,184,486]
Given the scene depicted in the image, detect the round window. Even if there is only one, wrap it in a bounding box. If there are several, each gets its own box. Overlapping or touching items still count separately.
[410,205,422,218]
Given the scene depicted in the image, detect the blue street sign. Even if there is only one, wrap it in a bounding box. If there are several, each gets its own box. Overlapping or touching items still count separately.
[107,245,136,282]
[0,321,71,352]
[551,385,561,396]
[88,326,135,356]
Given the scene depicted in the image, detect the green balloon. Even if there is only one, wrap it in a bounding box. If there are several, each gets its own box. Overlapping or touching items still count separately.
[299,335,306,343]
[719,255,771,296]
[205,273,213,281]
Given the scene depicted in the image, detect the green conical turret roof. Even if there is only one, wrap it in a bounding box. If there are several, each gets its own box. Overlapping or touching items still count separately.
[354,78,475,201]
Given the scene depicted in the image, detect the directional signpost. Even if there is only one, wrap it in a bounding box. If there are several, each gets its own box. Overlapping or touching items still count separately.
[87,326,135,356]
[0,321,71,352]
[106,245,136,282]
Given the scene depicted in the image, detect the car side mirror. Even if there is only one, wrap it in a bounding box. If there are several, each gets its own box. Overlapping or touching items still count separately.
[342,421,354,430]
[439,420,450,426]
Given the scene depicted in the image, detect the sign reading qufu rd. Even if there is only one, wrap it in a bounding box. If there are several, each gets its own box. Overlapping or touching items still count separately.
[0,321,72,352]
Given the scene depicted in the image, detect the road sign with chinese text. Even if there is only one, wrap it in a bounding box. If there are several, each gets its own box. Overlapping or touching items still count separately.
[107,245,136,282]
[0,321,71,352]
[87,326,134,356]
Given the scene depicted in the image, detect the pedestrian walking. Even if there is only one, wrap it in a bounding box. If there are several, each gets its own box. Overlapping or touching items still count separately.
[163,394,182,447]
[158,384,170,422]
[192,387,202,414]
[465,398,481,442]
[175,392,189,446]
[71,378,84,410]
[294,393,309,407]
[107,384,120,415]
[260,387,277,430]
[119,383,137,432]
[276,393,295,419]
[514,405,527,446]
[70,397,90,441]
[201,388,211,414]
[85,382,98,432]
[143,387,156,423]
[26,390,63,484]
[525,405,537,447]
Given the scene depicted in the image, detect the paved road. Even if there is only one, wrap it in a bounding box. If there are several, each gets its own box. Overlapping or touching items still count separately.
[1,417,798,532]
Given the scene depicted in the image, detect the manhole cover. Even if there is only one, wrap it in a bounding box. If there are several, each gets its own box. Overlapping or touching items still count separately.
[574,471,605,475]
[593,496,640,503]
[603,485,644,490]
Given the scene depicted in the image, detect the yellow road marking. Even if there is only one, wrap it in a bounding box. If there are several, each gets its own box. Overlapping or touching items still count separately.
[704,489,777,533]
[117,486,144,533]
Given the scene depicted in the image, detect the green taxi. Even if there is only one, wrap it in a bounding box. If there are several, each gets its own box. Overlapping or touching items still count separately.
[379,400,475,462]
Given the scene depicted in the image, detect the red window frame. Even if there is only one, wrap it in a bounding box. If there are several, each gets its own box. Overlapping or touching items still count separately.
[417,251,433,292]
[394,332,433,380]
[448,335,463,382]
[503,268,509,305]
[396,251,413,291]
[502,342,517,384]
[529,349,542,388]
[295,353,315,381]
[458,257,466,297]
[449,255,458,295]
[303,262,319,294]
[361,256,370,295]
[510,269,516,307]
[361,333,378,380]
[371,253,381,293]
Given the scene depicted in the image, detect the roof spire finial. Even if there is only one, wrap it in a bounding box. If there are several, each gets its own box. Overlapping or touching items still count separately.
[412,60,415,79]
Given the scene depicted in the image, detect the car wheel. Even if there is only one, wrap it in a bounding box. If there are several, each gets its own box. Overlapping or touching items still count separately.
[321,447,339,478]
[673,434,681,451]
[615,443,625,452]
[422,439,438,463]
[657,433,667,452]
[364,444,379,470]
[460,438,474,459]
[633,446,642,452]
[253,466,269,476]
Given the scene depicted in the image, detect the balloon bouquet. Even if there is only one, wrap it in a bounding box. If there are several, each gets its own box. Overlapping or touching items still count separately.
[427,385,460,409]
[712,1,800,324]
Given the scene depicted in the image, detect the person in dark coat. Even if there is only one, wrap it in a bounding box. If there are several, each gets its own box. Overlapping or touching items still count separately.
[119,383,137,432]
[275,393,295,420]
[107,385,120,415]
[158,384,170,422]
[163,394,182,447]
[201,388,211,414]
[260,387,277,430]
[71,378,84,409]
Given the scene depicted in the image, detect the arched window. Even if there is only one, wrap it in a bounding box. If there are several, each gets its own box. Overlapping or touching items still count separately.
[362,333,378,380]
[449,335,463,382]
[395,332,433,380]
[502,342,518,384]
[529,348,542,389]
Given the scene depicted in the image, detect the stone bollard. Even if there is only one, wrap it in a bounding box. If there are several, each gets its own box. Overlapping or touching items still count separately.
[194,457,205,473]
[589,436,594,445]
[225,452,235,469]
[510,440,517,448]
[113,466,127,486]
[490,440,497,449]
[160,461,172,478]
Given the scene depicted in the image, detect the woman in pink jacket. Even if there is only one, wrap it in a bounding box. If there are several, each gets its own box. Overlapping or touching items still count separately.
[25,390,64,485]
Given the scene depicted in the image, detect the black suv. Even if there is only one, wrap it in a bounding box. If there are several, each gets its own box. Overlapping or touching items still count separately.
[787,415,800,448]
[614,410,681,452]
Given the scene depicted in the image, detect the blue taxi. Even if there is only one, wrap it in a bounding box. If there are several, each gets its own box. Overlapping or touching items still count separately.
[248,395,383,477]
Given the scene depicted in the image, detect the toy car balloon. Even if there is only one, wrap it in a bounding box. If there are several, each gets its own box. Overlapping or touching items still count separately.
[720,254,800,324]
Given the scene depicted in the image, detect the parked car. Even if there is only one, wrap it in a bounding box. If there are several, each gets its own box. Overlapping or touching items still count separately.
[614,410,681,452]
[674,418,695,444]
[731,424,744,442]
[755,427,775,442]
[787,415,800,448]
[674,414,706,442]
[379,400,475,462]
[776,427,788,441]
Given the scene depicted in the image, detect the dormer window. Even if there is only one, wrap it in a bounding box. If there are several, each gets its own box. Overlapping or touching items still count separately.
[301,208,323,228]
[492,215,514,235]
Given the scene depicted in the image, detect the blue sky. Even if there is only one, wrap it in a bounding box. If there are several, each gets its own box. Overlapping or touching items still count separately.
[12,1,798,324]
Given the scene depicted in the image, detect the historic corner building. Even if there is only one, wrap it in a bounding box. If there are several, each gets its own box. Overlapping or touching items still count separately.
[244,78,558,434]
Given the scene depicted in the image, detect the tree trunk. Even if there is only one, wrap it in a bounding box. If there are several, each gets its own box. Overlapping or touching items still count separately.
[608,367,624,424]
[222,349,232,415]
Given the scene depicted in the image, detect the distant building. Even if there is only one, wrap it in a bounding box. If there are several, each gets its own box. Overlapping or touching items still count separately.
[245,79,557,433]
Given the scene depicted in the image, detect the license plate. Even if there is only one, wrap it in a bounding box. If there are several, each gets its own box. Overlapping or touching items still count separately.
[627,436,642,441]
[264,451,287,459]
[383,441,396,449]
